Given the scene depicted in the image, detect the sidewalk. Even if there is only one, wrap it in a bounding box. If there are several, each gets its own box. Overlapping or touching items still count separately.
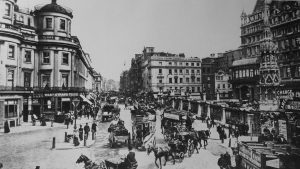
[0,117,94,136]
[55,137,96,150]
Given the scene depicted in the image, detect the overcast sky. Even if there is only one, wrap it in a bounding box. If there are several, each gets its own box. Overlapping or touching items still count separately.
[18,0,257,81]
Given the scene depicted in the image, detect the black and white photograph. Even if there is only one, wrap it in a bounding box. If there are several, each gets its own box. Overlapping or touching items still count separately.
[0,0,300,169]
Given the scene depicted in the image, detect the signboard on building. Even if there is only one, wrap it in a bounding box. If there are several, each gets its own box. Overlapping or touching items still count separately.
[164,113,180,120]
[278,120,288,140]
[238,143,262,168]
[33,92,80,98]
[279,100,300,111]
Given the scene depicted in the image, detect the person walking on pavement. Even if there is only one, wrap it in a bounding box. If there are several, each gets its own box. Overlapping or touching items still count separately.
[4,120,10,133]
[218,154,227,169]
[79,125,84,141]
[221,127,226,144]
[65,116,70,129]
[84,123,90,140]
[92,122,97,139]
[126,145,138,169]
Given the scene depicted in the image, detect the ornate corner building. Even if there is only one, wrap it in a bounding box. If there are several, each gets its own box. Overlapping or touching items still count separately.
[0,0,101,128]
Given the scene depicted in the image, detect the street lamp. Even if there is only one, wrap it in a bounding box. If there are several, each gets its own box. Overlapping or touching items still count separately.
[72,98,80,129]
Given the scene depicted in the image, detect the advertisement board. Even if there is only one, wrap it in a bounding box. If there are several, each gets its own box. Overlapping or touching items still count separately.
[278,120,288,140]
[164,113,180,120]
[238,143,261,168]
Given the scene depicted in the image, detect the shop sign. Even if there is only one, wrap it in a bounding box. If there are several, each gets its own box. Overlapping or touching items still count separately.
[34,93,79,98]
[277,89,300,99]
[278,120,288,140]
[164,113,180,120]
[239,143,261,168]
[285,101,300,110]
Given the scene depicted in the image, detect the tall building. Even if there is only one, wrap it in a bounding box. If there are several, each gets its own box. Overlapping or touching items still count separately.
[138,47,202,98]
[0,0,98,128]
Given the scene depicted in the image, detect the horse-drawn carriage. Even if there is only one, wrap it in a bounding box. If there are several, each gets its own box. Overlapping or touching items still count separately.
[108,120,129,148]
[102,104,120,122]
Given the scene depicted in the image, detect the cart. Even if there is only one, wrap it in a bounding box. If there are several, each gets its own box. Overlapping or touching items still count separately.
[177,131,195,157]
[108,122,129,148]
[105,156,126,169]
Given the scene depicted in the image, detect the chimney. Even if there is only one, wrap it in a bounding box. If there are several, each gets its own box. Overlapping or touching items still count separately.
[52,0,57,4]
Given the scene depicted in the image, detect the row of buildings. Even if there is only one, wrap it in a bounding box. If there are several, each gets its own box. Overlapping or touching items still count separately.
[0,0,102,128]
[120,0,300,149]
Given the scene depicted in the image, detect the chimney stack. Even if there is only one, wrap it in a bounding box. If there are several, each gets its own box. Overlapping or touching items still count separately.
[52,0,57,4]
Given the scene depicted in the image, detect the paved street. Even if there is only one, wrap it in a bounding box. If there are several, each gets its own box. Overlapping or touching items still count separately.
[0,104,235,169]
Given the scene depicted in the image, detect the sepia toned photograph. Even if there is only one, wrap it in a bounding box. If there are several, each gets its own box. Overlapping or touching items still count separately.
[0,0,300,169]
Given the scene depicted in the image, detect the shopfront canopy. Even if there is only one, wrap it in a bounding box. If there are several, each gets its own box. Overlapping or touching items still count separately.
[80,95,93,105]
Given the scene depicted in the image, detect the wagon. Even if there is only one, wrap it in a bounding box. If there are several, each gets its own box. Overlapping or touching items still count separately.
[105,156,126,169]
[108,133,129,148]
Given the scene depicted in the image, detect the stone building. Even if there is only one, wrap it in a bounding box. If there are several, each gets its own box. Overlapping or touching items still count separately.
[139,47,201,99]
[0,0,99,128]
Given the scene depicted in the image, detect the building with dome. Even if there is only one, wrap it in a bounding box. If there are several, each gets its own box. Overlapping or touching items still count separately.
[0,0,101,129]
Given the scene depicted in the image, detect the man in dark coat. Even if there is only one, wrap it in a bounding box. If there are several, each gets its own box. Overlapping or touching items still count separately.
[126,145,138,169]
[91,122,97,139]
[186,115,192,131]
[84,123,90,140]
[4,120,10,133]
[78,125,84,141]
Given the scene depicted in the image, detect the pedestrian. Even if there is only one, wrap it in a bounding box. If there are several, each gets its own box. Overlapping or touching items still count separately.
[92,122,97,139]
[211,117,215,128]
[186,115,192,131]
[228,124,232,138]
[218,154,226,169]
[125,145,138,169]
[224,152,231,167]
[84,123,90,140]
[220,127,226,143]
[0,162,3,169]
[65,116,70,129]
[79,125,84,141]
[4,120,10,133]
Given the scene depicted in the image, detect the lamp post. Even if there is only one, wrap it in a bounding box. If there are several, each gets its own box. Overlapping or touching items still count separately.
[72,98,80,129]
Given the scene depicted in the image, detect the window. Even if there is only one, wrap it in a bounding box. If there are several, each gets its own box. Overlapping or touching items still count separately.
[169,62,172,65]
[295,66,300,78]
[28,18,31,26]
[5,3,11,16]
[46,18,53,29]
[223,84,226,89]
[186,69,189,74]
[60,19,66,30]
[159,62,162,66]
[191,78,195,83]
[24,50,31,63]
[174,78,178,83]
[169,78,172,83]
[43,52,50,64]
[186,78,190,83]
[179,69,183,74]
[174,69,178,73]
[186,62,189,66]
[62,53,69,65]
[62,74,68,87]
[218,84,220,89]
[24,72,31,87]
[191,70,195,74]
[197,63,200,66]
[7,69,14,87]
[159,69,162,74]
[197,70,200,74]
[19,15,24,23]
[192,87,195,92]
[179,62,182,66]
[191,63,194,66]
[180,78,183,83]
[207,77,210,81]
[197,78,200,82]
[4,100,18,118]
[250,69,254,77]
[159,79,162,83]
[197,87,200,92]
[169,69,172,74]
[41,74,51,87]
[8,45,15,59]
[228,84,231,88]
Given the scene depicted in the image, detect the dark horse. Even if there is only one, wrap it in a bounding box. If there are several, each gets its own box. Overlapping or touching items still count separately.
[76,154,106,169]
[147,145,175,169]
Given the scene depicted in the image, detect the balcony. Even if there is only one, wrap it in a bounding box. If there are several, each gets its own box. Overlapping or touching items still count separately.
[0,23,22,38]
[38,35,78,46]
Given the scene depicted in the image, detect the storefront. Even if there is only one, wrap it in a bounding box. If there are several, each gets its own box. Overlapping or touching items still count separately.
[0,95,23,128]
[32,91,83,120]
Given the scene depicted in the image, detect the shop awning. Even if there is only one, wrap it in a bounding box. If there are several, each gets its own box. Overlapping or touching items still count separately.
[80,95,92,105]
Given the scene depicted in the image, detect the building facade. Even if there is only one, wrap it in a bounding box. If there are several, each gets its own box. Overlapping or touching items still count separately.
[140,47,202,98]
[0,0,99,128]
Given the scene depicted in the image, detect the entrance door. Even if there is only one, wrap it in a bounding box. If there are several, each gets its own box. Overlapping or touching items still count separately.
[23,105,28,122]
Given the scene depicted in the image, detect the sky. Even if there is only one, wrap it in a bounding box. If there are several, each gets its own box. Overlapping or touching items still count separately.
[18,0,257,81]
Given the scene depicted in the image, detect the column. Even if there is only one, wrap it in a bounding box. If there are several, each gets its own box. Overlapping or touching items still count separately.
[207,104,211,118]
[172,99,175,108]
[197,103,202,117]
[28,96,32,123]
[222,107,226,124]
[203,93,206,101]
[180,99,183,110]
[188,101,191,111]
[217,92,220,101]
[247,114,254,135]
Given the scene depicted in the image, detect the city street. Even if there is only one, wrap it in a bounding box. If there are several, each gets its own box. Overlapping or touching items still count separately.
[0,104,232,169]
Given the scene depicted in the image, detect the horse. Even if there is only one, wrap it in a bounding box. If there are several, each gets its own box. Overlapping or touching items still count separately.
[146,145,175,169]
[196,130,210,149]
[76,154,106,169]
